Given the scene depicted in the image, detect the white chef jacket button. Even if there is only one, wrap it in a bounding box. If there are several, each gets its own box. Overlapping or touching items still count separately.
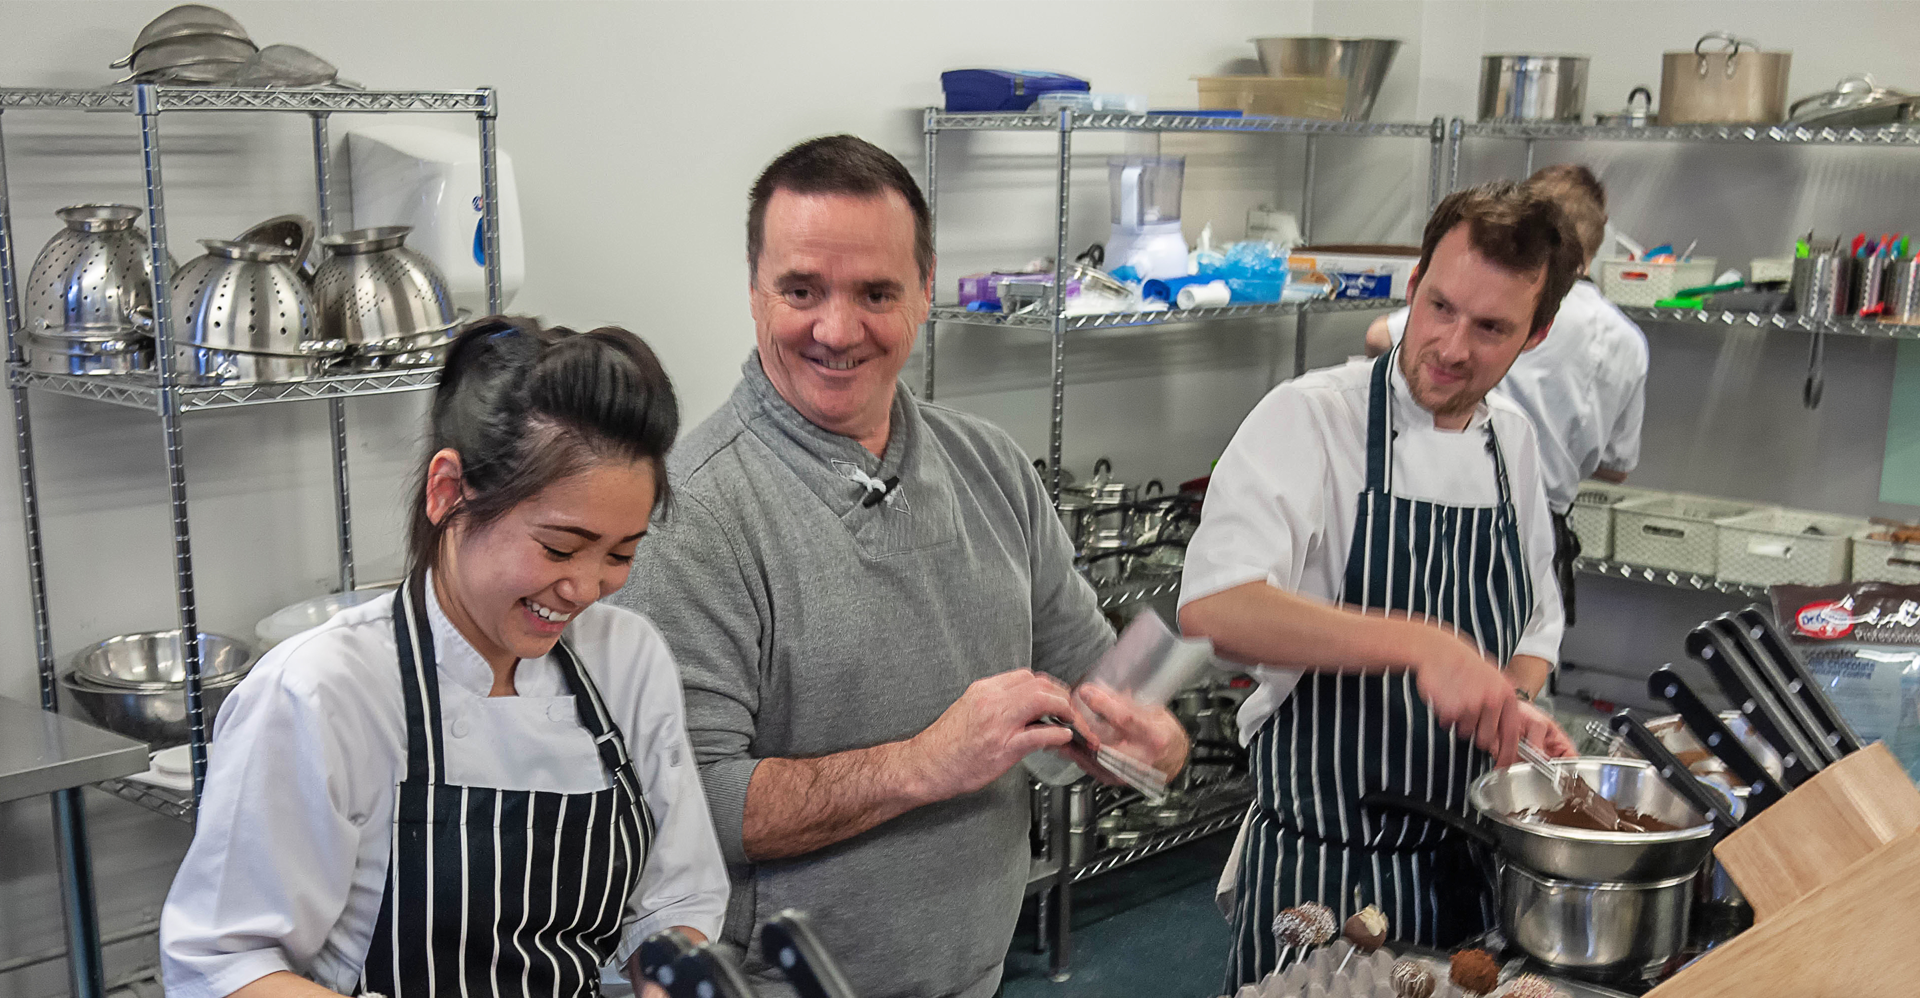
[450,715,470,739]
[548,702,568,722]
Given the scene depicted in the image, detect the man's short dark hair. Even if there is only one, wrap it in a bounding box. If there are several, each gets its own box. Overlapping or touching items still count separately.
[747,135,932,282]
[1524,163,1607,260]
[1418,182,1585,334]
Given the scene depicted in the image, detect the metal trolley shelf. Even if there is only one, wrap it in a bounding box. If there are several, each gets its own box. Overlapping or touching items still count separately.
[1070,776,1252,884]
[1616,307,1920,341]
[930,110,1438,138]
[0,81,504,998]
[930,295,1402,333]
[9,366,441,412]
[1574,557,1768,599]
[1461,119,1920,145]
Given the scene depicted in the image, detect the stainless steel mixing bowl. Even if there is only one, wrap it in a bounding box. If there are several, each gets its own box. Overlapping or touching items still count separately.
[25,204,161,339]
[1468,758,1734,882]
[313,226,460,352]
[1249,36,1402,122]
[23,332,153,376]
[70,628,253,691]
[59,669,243,748]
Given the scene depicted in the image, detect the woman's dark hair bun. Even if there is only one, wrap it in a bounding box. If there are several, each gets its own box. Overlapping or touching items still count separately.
[407,315,679,571]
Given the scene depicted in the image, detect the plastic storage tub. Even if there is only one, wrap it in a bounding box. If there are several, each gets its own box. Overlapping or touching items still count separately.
[1569,482,1652,560]
[1851,530,1920,584]
[1715,510,1867,587]
[1611,495,1755,576]
[1596,258,1719,307]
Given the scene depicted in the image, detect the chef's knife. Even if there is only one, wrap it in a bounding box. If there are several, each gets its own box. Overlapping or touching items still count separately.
[668,942,761,998]
[638,929,700,997]
[1610,710,1741,834]
[1685,625,1820,787]
[761,910,859,998]
[1712,615,1842,766]
[1734,606,1864,756]
[1646,666,1788,813]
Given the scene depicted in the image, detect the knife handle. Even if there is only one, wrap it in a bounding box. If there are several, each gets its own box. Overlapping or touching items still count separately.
[1736,606,1866,755]
[1647,666,1789,812]
[762,910,860,998]
[1610,710,1742,833]
[1685,627,1819,788]
[638,929,701,997]
[1713,615,1843,767]
[673,943,761,998]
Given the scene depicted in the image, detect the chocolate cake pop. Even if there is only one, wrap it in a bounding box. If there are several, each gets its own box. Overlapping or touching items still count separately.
[1389,959,1436,998]
[1449,949,1500,996]
[1270,902,1337,948]
[1494,975,1556,998]
[1333,902,1389,972]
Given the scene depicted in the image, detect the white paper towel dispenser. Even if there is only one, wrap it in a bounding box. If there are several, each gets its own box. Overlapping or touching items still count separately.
[345,124,524,314]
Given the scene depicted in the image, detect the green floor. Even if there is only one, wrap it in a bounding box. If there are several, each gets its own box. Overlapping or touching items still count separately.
[1002,836,1236,998]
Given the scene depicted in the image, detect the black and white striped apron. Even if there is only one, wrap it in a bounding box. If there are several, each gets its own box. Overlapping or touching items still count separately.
[358,573,656,998]
[1225,349,1533,989]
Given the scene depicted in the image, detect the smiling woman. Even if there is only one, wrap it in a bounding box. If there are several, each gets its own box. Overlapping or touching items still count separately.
[158,317,729,998]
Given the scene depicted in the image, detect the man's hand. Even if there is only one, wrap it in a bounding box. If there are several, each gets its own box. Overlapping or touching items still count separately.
[1062,684,1190,783]
[903,670,1084,801]
[1515,700,1576,758]
[1407,626,1524,767]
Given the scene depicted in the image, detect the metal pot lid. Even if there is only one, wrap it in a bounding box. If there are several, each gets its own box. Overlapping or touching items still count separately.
[56,204,142,232]
[319,225,412,255]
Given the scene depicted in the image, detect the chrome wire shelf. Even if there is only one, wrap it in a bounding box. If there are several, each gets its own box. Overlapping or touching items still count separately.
[9,365,442,412]
[1070,776,1252,884]
[927,111,1436,137]
[1575,557,1767,598]
[1619,307,1920,340]
[1462,120,1920,145]
[932,296,1403,332]
[1095,577,1180,611]
[92,777,193,823]
[0,86,492,114]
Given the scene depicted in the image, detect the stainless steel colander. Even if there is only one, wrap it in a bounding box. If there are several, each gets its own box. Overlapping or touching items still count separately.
[170,240,344,383]
[234,214,316,279]
[25,204,166,340]
[313,226,461,359]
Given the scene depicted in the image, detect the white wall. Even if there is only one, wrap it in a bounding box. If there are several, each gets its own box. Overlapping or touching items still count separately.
[2,1,1919,994]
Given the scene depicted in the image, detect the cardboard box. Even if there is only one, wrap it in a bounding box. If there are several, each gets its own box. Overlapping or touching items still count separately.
[1288,244,1419,299]
[1196,76,1347,120]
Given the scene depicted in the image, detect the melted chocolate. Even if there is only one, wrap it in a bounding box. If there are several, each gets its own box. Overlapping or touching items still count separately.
[1513,800,1680,833]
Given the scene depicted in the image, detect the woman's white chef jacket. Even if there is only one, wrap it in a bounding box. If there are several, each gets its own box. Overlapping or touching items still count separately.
[1178,357,1565,744]
[160,586,729,998]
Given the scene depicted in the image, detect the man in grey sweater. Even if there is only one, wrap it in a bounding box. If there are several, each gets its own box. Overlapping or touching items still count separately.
[617,135,1187,998]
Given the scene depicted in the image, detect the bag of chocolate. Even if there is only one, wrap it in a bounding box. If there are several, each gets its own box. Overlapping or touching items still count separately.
[1770,582,1920,780]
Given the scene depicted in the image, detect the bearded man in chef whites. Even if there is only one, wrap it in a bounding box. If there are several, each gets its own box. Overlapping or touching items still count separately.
[1180,183,1581,990]
[617,134,1189,998]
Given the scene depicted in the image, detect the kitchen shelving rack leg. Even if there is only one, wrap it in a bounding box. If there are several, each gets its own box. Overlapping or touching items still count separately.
[311,110,355,592]
[921,108,938,402]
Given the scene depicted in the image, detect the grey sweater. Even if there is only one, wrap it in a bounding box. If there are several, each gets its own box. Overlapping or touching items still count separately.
[616,353,1112,998]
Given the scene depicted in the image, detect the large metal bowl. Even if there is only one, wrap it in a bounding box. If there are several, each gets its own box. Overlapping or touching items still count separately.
[1250,37,1402,122]
[70,629,253,691]
[1468,758,1735,882]
[59,670,242,748]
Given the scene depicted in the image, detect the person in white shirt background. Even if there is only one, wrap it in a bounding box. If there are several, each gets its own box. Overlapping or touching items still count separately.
[159,318,728,998]
[1366,163,1649,625]
[1179,184,1579,989]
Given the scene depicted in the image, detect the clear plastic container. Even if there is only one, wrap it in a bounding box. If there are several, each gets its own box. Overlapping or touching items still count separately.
[1108,156,1185,227]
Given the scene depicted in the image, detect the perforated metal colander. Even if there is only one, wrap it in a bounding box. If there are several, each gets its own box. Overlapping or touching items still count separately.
[24,204,164,338]
[313,226,460,354]
[172,239,331,357]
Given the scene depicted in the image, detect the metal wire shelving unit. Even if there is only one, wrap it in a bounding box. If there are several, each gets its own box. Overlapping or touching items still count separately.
[0,82,503,998]
[1574,556,1768,599]
[925,108,1445,980]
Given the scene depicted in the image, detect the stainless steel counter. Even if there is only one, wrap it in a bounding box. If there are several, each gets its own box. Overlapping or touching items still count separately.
[0,695,148,803]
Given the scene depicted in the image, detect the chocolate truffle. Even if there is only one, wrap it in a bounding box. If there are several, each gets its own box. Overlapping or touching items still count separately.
[1342,904,1388,951]
[1450,949,1500,995]
[1296,901,1337,944]
[1390,959,1436,998]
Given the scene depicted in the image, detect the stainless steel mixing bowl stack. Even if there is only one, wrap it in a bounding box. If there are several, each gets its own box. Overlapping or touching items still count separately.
[22,204,163,376]
[58,629,255,747]
[171,239,344,383]
[313,226,465,369]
